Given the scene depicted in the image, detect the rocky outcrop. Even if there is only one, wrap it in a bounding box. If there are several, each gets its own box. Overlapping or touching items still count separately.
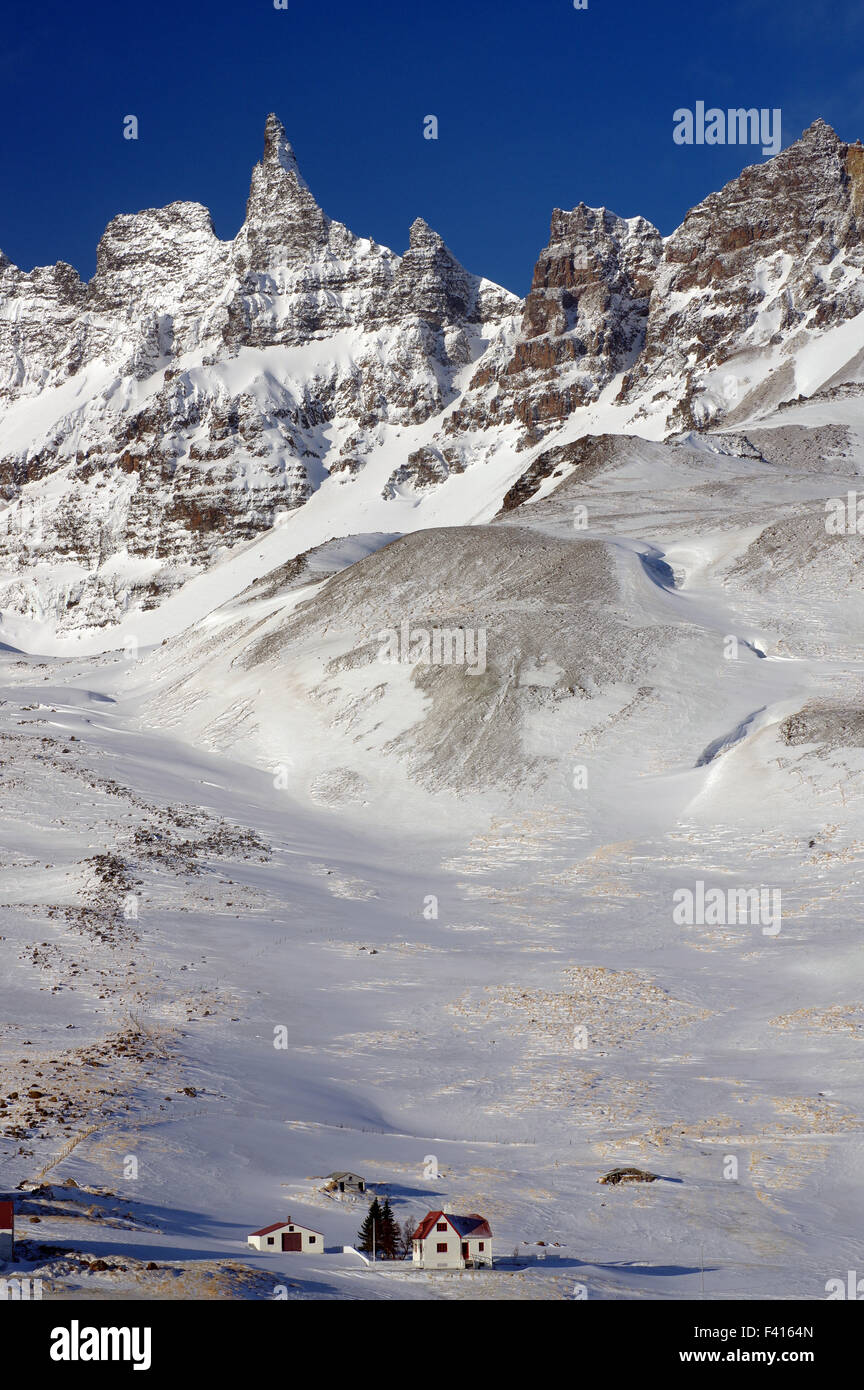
[497,434,624,513]
[620,120,864,429]
[0,255,87,398]
[444,206,662,445]
[382,445,465,498]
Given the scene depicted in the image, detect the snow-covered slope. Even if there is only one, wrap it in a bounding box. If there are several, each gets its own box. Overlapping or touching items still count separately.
[3,408,864,1301]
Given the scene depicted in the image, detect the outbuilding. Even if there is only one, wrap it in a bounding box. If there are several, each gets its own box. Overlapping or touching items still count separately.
[0,1201,12,1261]
[247,1218,323,1253]
[324,1171,366,1197]
[411,1211,492,1270]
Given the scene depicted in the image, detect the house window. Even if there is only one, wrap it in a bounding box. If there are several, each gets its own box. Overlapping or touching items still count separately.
[436,1243,448,1253]
[267,1237,274,1245]
[478,1242,484,1251]
[309,1235,316,1243]
[436,1222,447,1231]
[288,1226,294,1232]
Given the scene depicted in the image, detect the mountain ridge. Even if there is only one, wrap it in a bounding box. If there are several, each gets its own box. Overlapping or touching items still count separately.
[1,114,864,645]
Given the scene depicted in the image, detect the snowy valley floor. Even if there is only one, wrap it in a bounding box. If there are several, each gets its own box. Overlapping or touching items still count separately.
[0,646,862,1300]
[2,415,864,1301]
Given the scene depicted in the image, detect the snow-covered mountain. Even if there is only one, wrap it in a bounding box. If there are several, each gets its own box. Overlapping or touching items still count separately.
[2,116,864,1304]
[2,115,864,644]
[620,118,864,430]
[0,114,517,635]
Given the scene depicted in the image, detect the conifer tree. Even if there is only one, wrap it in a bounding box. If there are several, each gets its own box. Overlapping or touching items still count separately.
[378,1197,400,1259]
[356,1197,383,1255]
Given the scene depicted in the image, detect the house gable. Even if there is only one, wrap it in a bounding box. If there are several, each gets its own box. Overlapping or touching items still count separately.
[249,1219,323,1240]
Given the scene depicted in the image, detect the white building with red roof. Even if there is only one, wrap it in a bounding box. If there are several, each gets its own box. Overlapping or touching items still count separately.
[247,1217,323,1253]
[411,1210,493,1270]
[0,1200,13,1261]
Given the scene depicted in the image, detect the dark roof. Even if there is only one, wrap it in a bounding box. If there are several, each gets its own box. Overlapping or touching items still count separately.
[327,1172,365,1182]
[0,1200,12,1230]
[411,1210,492,1241]
[249,1218,323,1238]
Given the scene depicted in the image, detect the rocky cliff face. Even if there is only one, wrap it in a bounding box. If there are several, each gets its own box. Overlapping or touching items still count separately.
[445,205,662,447]
[619,119,864,429]
[1,115,863,639]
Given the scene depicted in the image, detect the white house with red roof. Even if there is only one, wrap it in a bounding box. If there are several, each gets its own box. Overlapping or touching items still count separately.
[0,1200,13,1261]
[411,1210,493,1269]
[247,1217,323,1253]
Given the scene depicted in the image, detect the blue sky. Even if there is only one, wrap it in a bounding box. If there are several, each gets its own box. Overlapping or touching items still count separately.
[2,0,862,294]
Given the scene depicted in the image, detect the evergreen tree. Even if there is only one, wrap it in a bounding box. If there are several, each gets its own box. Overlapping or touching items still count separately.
[356,1197,383,1256]
[378,1197,400,1259]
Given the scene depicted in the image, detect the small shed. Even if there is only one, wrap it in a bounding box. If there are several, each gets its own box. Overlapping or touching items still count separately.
[0,1201,13,1261]
[247,1218,323,1253]
[411,1211,492,1270]
[324,1171,366,1197]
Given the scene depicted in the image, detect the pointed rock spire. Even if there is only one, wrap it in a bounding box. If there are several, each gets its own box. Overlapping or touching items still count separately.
[262,112,304,182]
[235,115,330,271]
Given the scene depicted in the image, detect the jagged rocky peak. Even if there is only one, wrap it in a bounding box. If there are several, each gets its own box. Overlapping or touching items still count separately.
[226,115,394,347]
[226,120,514,353]
[523,203,661,339]
[389,215,470,324]
[408,215,444,248]
[0,254,87,400]
[621,118,864,428]
[91,202,227,318]
[261,111,305,179]
[2,255,84,301]
[447,201,662,443]
[387,216,504,331]
[233,112,336,271]
[665,118,864,281]
[85,201,230,379]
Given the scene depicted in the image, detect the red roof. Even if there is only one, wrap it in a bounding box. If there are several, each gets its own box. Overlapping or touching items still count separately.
[0,1200,13,1231]
[411,1210,444,1241]
[411,1210,492,1241]
[249,1218,322,1238]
